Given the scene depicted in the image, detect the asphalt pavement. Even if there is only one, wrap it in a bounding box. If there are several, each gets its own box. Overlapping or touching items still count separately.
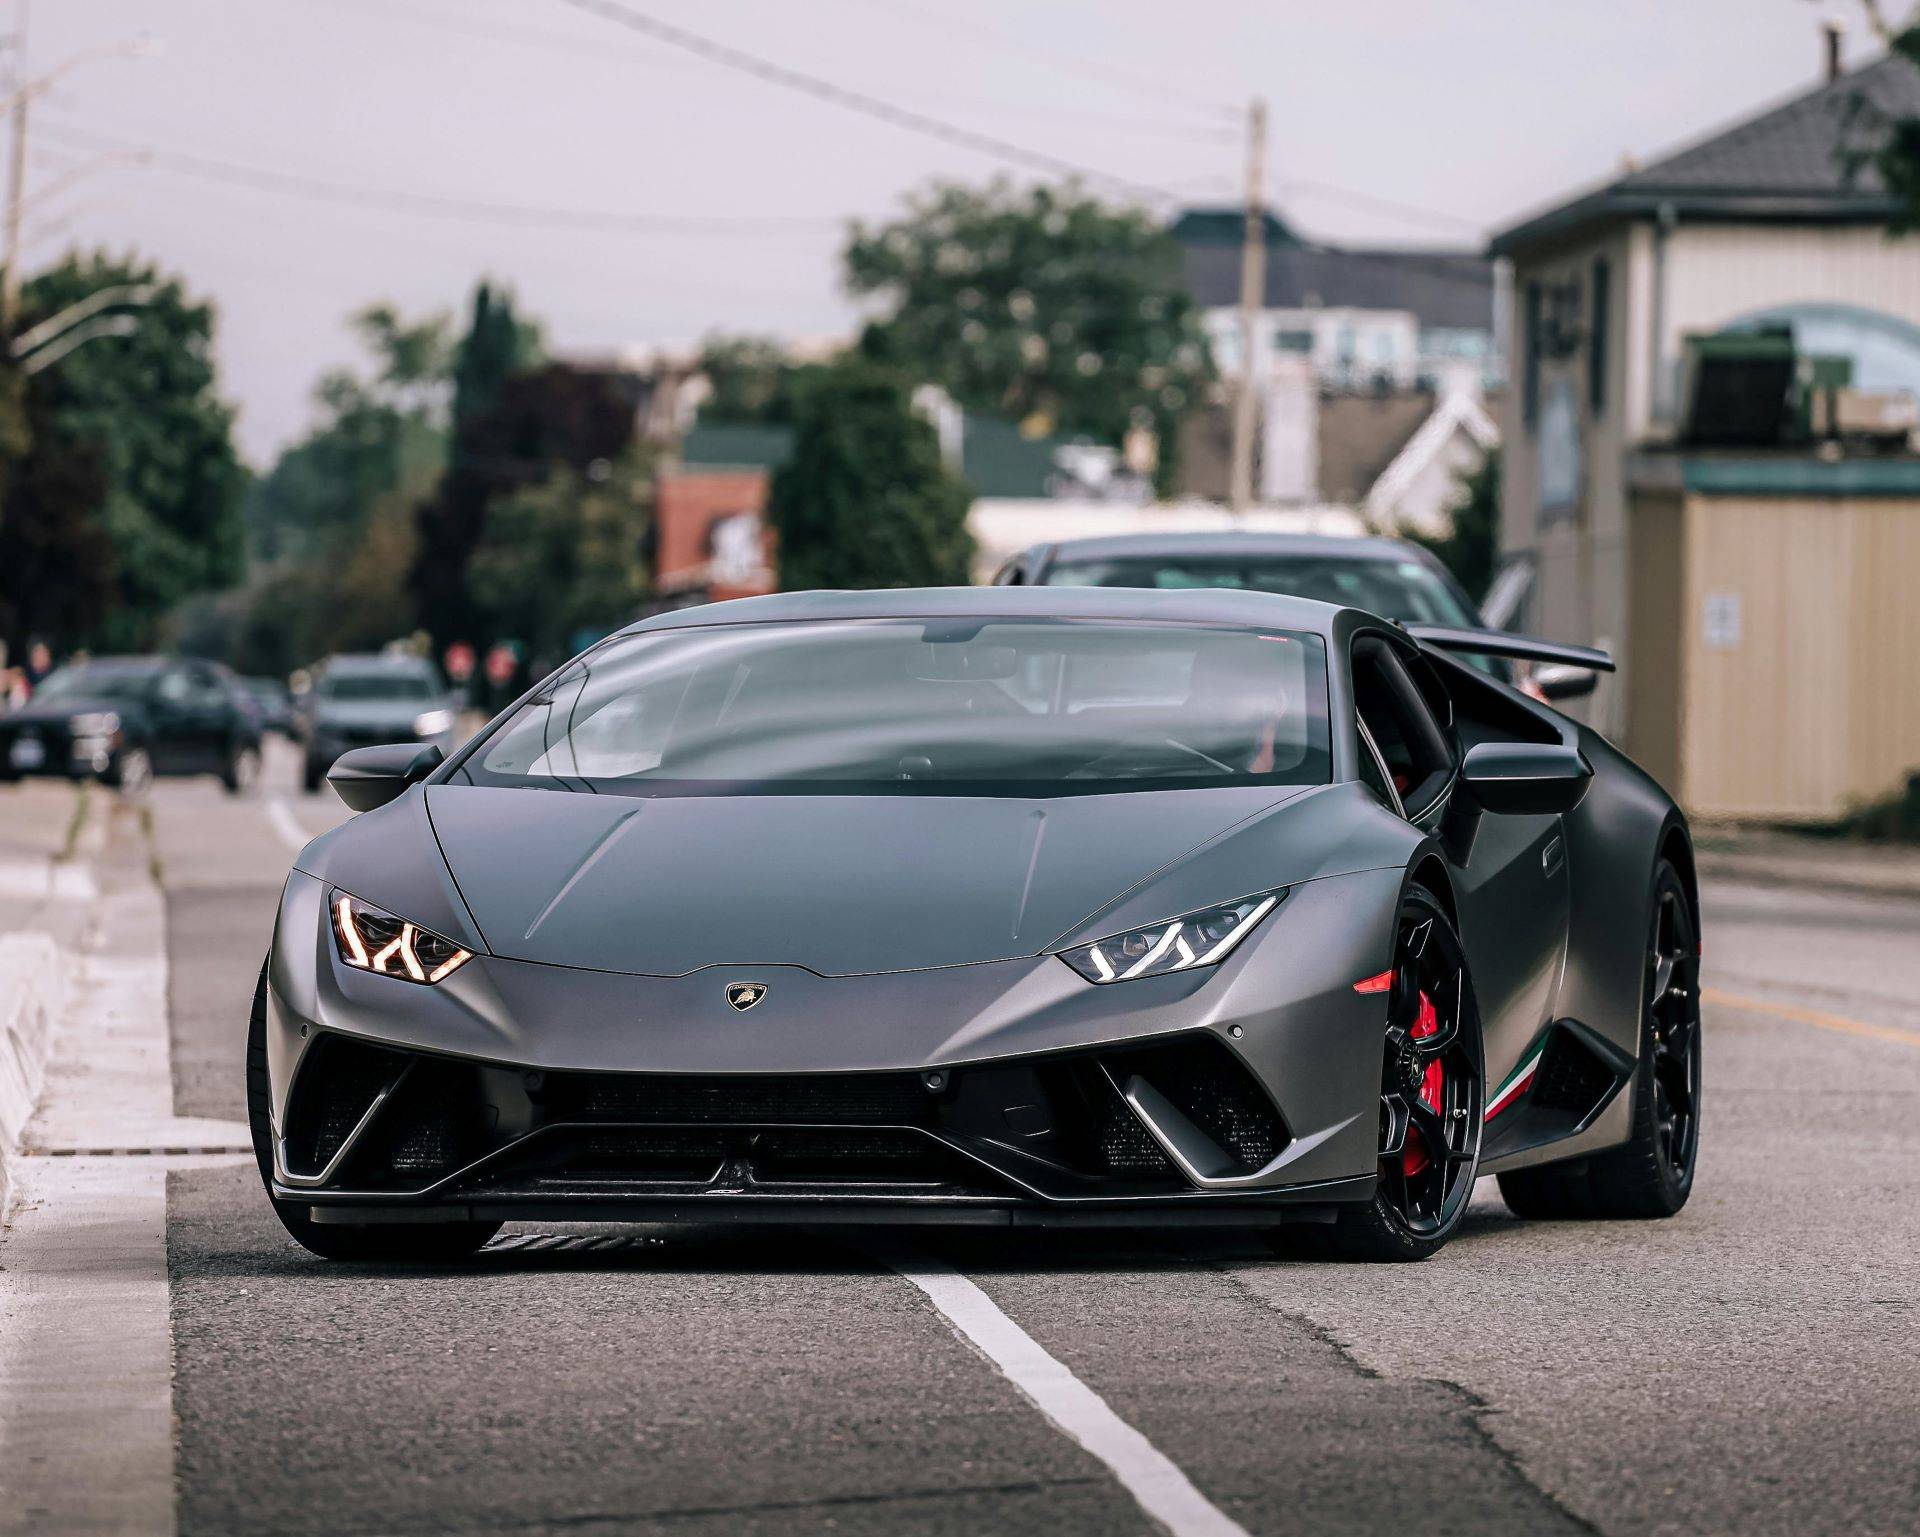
[4,742,1919,1537]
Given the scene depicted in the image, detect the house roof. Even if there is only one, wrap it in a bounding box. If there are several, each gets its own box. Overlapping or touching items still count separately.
[1173,210,1494,332]
[1491,52,1920,255]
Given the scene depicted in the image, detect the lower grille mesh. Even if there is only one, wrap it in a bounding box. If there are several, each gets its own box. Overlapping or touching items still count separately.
[565,1072,932,1126]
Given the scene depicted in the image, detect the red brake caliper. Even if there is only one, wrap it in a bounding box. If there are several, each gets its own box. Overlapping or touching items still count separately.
[1402,990,1444,1177]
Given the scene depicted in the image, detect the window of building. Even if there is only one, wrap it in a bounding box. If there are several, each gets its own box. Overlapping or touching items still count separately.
[1589,258,1611,418]
[1274,329,1314,354]
[1523,281,1543,430]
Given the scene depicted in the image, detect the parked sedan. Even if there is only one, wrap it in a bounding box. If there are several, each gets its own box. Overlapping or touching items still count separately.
[995,532,1595,703]
[0,656,263,794]
[298,654,456,793]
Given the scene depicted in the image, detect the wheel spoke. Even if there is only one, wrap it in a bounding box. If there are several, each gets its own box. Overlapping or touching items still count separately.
[1380,1093,1411,1156]
[1407,1097,1454,1164]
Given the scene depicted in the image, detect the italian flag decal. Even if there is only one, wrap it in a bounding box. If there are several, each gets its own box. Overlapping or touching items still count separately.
[1486,1046,1544,1121]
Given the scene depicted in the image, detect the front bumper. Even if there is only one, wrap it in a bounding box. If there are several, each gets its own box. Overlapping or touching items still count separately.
[265,865,1401,1227]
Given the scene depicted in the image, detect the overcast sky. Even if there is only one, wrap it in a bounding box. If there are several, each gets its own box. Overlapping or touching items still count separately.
[27,0,1875,463]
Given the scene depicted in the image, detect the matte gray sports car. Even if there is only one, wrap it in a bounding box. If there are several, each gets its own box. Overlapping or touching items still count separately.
[251,587,1702,1262]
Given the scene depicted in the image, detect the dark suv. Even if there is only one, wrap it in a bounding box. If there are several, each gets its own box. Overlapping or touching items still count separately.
[0,656,263,794]
[297,654,456,793]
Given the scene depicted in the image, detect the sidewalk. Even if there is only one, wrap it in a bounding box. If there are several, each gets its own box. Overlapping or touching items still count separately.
[1694,827,1920,901]
[0,780,103,1219]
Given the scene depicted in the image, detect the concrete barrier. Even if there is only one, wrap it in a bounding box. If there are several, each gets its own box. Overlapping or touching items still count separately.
[0,932,68,1219]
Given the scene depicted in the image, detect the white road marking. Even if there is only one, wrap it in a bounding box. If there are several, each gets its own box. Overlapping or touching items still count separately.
[264,793,311,854]
[881,1247,1252,1537]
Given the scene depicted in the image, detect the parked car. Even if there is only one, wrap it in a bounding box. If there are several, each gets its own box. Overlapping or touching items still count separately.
[238,676,298,738]
[297,654,456,793]
[249,587,1694,1263]
[993,532,1595,703]
[0,656,263,794]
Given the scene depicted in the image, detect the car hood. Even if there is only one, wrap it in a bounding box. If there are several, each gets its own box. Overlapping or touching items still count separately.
[421,783,1313,977]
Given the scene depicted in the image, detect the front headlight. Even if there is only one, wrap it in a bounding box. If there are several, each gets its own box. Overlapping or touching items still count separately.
[412,708,455,737]
[1059,889,1284,984]
[330,890,473,984]
[69,711,120,736]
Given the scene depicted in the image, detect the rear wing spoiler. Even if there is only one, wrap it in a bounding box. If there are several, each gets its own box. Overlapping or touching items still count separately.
[1404,624,1615,674]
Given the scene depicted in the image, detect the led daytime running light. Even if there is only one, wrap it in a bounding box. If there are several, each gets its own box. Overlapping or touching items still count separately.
[331,891,472,985]
[1059,890,1283,986]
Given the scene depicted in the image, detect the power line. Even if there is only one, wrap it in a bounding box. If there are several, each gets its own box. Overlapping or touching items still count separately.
[1275,179,1485,239]
[836,0,1239,125]
[292,0,1234,147]
[34,117,846,236]
[545,0,1185,204]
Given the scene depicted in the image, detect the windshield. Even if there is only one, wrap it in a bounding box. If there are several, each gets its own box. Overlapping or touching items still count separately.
[319,672,437,703]
[454,619,1331,798]
[1042,554,1480,628]
[31,663,160,706]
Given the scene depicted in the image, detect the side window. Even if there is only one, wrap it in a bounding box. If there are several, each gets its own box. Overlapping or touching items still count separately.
[1355,719,1402,814]
[153,668,192,707]
[1352,640,1454,819]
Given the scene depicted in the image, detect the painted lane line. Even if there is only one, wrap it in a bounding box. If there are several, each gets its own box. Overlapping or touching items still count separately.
[881,1247,1252,1537]
[1703,986,1920,1050]
[264,794,311,854]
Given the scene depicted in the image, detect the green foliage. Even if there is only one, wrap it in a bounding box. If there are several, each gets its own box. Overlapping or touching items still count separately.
[696,333,819,424]
[767,359,973,591]
[845,180,1211,491]
[229,302,452,674]
[411,281,542,645]
[467,452,655,667]
[1407,448,1501,601]
[1838,22,1920,233]
[0,253,244,654]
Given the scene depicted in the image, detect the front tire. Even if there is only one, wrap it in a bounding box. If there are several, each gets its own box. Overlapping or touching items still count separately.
[1292,888,1484,1262]
[245,963,500,1262]
[1498,858,1701,1220]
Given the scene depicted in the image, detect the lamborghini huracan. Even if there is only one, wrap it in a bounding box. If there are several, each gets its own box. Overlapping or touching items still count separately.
[250,587,1701,1262]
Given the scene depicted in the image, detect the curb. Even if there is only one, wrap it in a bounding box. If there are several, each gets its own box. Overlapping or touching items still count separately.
[0,931,69,1221]
[1696,851,1920,904]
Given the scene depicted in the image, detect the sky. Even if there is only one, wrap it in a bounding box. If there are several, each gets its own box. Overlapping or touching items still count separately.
[22,0,1882,464]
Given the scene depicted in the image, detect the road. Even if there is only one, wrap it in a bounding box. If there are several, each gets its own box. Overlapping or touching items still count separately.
[4,744,1919,1537]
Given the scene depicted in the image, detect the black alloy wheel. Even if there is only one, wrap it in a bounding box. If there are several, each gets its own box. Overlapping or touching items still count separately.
[1286,887,1484,1262]
[1498,857,1701,1220]
[1645,869,1702,1187]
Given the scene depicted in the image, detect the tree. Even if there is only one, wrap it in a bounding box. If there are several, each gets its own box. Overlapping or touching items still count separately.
[467,453,654,668]
[1,253,244,654]
[696,333,817,424]
[1407,448,1501,601]
[459,363,651,664]
[844,180,1211,490]
[410,281,540,646]
[1830,5,1920,229]
[767,359,973,591]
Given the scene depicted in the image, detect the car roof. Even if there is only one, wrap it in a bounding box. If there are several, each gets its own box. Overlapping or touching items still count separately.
[617,584,1363,639]
[1029,531,1447,567]
[320,653,434,674]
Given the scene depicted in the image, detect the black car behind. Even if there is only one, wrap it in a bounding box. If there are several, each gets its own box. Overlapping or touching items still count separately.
[0,657,264,794]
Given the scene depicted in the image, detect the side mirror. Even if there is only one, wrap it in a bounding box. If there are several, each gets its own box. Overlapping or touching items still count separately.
[1459,741,1591,816]
[327,742,444,813]
[1533,663,1598,703]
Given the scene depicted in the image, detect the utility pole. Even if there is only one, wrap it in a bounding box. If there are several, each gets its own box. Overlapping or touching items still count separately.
[1227,96,1267,515]
[2,0,29,335]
